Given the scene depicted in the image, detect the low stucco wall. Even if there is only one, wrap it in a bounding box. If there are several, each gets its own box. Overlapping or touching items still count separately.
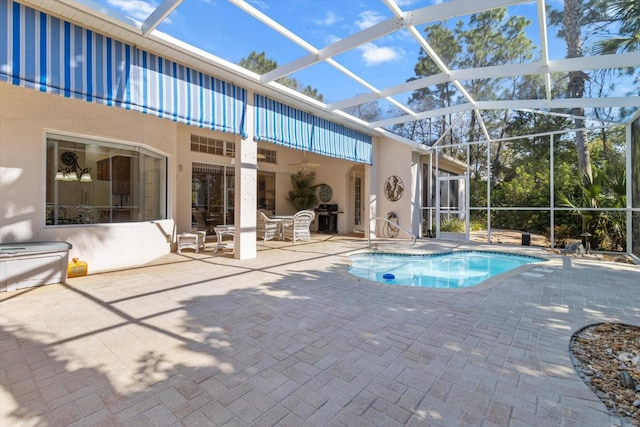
[0,83,178,273]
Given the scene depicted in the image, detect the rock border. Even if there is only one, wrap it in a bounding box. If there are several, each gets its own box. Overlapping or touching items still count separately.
[569,323,640,425]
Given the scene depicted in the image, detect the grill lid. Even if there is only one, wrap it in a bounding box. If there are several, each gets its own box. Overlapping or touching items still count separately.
[316,204,338,211]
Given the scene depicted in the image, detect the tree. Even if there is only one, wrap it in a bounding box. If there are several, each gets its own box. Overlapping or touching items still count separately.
[595,0,640,54]
[411,23,461,148]
[548,0,616,183]
[239,51,323,101]
[343,101,382,123]
[404,9,536,177]
[594,0,640,101]
[561,0,594,182]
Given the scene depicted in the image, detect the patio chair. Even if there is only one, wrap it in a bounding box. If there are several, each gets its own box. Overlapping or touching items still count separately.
[192,208,215,233]
[70,204,99,224]
[282,210,315,243]
[257,210,281,241]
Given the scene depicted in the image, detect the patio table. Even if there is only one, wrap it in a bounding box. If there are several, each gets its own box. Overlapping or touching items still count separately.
[213,225,235,253]
[271,215,294,240]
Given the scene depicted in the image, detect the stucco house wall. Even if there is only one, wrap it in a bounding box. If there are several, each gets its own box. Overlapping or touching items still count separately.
[372,136,415,238]
[0,83,177,273]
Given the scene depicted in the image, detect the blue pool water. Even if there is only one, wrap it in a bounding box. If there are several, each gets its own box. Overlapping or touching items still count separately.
[348,251,545,288]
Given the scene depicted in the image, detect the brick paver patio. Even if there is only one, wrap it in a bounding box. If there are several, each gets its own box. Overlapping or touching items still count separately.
[1,236,638,426]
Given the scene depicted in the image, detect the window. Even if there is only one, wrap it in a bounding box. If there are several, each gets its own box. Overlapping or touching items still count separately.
[190,134,235,157]
[257,172,275,212]
[354,176,362,226]
[46,134,167,225]
[258,148,277,164]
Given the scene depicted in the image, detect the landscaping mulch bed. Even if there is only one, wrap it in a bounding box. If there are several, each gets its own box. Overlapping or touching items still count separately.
[570,323,640,426]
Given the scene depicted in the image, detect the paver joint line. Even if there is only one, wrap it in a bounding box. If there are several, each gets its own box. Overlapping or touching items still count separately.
[0,238,636,427]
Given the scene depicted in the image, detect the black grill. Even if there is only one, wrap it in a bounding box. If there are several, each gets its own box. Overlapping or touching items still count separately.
[315,204,338,234]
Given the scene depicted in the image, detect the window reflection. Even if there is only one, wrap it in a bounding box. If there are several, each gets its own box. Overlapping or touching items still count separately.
[46,135,167,225]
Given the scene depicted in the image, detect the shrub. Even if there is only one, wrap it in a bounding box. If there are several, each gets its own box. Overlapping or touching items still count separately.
[440,217,465,232]
[545,224,579,248]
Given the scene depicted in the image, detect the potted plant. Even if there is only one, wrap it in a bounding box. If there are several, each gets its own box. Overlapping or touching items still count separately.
[287,169,320,211]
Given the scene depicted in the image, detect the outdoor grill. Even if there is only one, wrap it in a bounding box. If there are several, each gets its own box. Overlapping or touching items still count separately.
[315,204,338,234]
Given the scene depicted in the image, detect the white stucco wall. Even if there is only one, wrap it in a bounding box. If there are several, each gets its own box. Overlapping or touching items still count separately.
[372,137,414,238]
[0,83,177,274]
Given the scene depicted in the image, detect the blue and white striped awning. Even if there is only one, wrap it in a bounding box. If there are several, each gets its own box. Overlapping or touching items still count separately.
[255,94,372,164]
[0,0,246,136]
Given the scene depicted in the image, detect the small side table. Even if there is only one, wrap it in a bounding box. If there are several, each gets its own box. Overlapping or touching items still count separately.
[213,226,235,253]
[177,231,206,254]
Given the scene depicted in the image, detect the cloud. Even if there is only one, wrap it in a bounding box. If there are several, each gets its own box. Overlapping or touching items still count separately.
[325,34,341,45]
[107,0,157,22]
[359,43,403,66]
[355,10,386,30]
[314,11,340,26]
[248,0,270,9]
[395,0,420,6]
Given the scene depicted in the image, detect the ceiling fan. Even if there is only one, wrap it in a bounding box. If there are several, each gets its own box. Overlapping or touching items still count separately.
[288,155,321,169]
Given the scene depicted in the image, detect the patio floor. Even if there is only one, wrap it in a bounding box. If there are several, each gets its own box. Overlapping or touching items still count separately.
[1,236,638,426]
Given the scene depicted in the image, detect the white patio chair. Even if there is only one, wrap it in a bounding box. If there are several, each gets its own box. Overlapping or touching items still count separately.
[257,211,281,241]
[282,210,315,243]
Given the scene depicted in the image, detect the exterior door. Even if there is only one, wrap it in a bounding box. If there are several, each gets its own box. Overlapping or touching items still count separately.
[351,171,365,233]
[436,174,468,241]
[192,163,234,231]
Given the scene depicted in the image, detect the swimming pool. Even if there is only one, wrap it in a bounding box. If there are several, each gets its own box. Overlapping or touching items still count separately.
[348,251,546,288]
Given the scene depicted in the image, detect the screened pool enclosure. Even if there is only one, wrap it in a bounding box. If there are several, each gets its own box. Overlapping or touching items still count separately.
[422,114,639,255]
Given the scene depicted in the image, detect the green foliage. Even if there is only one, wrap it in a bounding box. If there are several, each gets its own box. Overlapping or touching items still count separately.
[597,0,640,53]
[556,167,627,251]
[440,217,465,233]
[401,8,536,153]
[426,218,482,234]
[286,170,320,211]
[492,165,550,208]
[470,221,484,232]
[545,224,580,248]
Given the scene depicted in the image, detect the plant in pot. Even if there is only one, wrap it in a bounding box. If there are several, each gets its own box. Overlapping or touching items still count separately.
[287,169,320,211]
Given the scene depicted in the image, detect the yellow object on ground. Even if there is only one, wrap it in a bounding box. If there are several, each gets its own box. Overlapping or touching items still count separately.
[67,258,88,278]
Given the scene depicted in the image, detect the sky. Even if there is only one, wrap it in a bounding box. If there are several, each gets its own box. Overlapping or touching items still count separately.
[79,0,636,121]
[82,1,547,101]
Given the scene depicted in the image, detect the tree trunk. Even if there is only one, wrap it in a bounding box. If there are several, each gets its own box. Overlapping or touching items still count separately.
[564,0,593,182]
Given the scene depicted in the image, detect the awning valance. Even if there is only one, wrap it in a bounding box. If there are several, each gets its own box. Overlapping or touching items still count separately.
[0,0,246,136]
[254,94,372,164]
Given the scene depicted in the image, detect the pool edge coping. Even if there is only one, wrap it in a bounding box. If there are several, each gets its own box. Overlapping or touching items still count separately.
[341,249,549,292]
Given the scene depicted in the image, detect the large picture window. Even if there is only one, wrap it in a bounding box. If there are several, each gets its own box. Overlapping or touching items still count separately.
[46,134,167,225]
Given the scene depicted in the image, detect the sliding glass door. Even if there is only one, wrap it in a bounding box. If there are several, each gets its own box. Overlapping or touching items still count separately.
[192,163,234,232]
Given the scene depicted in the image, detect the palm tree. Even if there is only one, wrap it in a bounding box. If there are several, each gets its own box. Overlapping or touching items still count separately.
[563,0,594,183]
[596,0,640,54]
[557,168,627,251]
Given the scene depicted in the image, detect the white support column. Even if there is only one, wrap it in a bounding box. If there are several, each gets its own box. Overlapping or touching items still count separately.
[550,134,555,249]
[234,95,257,260]
[626,122,632,255]
[367,138,379,239]
[486,140,491,244]
[435,147,440,239]
[426,152,433,237]
[410,152,422,237]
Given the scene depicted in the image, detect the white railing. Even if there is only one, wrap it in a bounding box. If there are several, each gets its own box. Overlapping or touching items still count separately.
[368,217,417,249]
